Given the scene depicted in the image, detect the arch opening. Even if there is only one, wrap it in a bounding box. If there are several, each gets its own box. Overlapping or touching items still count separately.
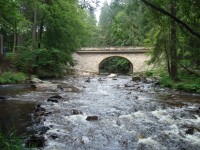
[99,56,133,75]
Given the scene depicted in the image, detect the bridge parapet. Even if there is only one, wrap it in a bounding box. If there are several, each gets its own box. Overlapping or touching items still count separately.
[78,47,150,54]
[79,47,150,51]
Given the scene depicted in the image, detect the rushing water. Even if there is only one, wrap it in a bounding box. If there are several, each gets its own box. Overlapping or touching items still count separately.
[0,76,200,149]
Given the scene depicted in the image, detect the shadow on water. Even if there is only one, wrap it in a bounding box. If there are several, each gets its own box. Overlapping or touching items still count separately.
[0,100,36,135]
[0,84,36,136]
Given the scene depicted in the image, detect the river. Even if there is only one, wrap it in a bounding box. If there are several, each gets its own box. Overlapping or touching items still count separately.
[0,76,200,150]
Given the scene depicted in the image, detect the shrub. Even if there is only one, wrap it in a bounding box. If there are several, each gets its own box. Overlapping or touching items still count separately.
[15,48,72,78]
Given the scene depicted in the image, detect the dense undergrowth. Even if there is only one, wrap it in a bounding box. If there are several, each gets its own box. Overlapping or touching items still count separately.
[145,69,200,93]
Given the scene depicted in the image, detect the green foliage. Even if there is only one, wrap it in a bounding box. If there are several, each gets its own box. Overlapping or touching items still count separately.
[0,129,23,150]
[98,0,148,46]
[159,72,200,93]
[15,48,71,78]
[0,72,27,84]
[144,70,154,77]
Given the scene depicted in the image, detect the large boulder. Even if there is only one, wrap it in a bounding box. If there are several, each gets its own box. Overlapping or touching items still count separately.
[30,77,57,90]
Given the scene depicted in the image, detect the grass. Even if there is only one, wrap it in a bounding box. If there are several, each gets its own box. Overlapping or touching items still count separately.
[0,72,28,84]
[0,129,23,150]
[144,69,200,93]
[160,74,200,93]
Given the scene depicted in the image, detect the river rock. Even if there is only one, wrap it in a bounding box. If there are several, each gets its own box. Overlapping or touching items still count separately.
[50,133,59,139]
[0,96,8,100]
[125,82,135,87]
[35,104,45,112]
[85,78,91,82]
[107,73,117,78]
[30,77,43,84]
[57,83,81,92]
[38,126,50,134]
[25,134,45,148]
[185,128,194,135]
[47,98,59,103]
[49,95,63,99]
[86,116,98,121]
[143,77,154,83]
[71,109,83,115]
[132,76,141,81]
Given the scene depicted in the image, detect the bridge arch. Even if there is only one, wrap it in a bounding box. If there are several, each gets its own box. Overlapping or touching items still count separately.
[99,56,133,74]
[72,47,150,75]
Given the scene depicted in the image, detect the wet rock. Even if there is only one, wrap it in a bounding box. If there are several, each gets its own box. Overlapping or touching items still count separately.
[30,84,37,89]
[107,73,117,78]
[44,112,53,116]
[30,77,43,84]
[86,116,98,121]
[125,82,135,87]
[38,126,50,134]
[186,128,194,135]
[71,109,83,115]
[31,80,57,90]
[132,76,141,81]
[0,96,8,100]
[143,78,154,83]
[33,111,45,117]
[47,98,59,103]
[25,134,45,148]
[49,95,63,99]
[113,78,117,80]
[57,83,81,92]
[50,133,59,139]
[85,77,91,82]
[135,96,139,99]
[98,78,103,81]
[35,104,45,112]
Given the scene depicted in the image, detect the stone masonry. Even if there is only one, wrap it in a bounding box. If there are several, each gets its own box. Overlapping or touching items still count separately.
[72,47,150,74]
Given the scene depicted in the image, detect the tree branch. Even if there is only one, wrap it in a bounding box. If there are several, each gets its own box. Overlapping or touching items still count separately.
[141,0,200,39]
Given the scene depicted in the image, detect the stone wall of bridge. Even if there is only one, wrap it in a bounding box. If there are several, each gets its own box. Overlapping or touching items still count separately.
[72,52,150,74]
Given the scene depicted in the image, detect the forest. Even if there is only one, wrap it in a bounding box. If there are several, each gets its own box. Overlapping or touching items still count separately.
[0,0,200,92]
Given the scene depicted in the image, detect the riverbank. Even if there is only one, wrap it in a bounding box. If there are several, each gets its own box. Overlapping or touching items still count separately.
[143,70,200,94]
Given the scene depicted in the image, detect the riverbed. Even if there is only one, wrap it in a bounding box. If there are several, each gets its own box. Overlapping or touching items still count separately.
[0,76,200,150]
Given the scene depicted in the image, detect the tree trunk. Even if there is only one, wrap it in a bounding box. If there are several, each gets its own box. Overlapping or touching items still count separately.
[169,2,179,81]
[13,33,16,53]
[32,9,37,51]
[0,35,3,55]
[38,19,44,48]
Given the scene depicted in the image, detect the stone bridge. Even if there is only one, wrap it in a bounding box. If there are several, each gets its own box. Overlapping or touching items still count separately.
[72,47,150,74]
